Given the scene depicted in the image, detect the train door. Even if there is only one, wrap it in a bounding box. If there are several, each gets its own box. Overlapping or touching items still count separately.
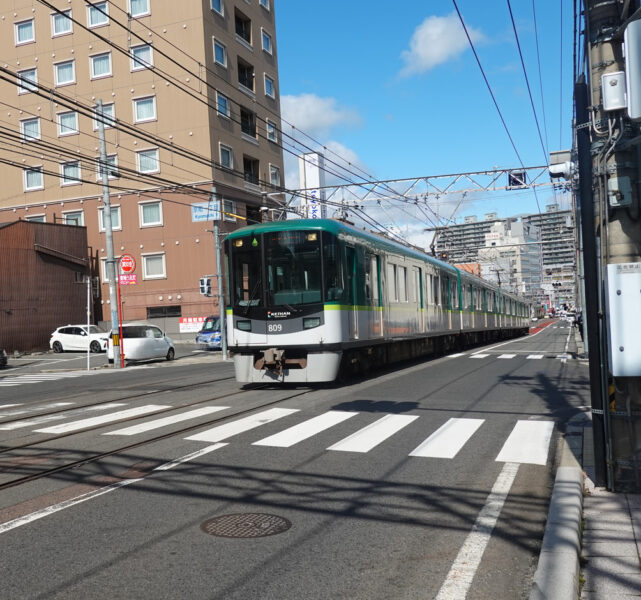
[417,267,424,332]
[366,253,383,337]
[346,246,358,340]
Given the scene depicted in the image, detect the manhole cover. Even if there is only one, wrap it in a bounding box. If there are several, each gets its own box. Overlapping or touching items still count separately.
[200,513,292,538]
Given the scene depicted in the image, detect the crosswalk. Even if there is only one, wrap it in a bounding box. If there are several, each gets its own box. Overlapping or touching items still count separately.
[0,366,150,388]
[0,401,555,466]
[454,353,571,361]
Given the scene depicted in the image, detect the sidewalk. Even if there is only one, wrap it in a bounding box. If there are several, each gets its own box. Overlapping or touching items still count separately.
[530,327,641,599]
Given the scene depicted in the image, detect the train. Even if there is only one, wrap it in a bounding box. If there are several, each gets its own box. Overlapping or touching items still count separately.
[223,218,531,383]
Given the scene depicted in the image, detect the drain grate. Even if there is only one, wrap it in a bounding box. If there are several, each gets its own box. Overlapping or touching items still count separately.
[200,513,292,538]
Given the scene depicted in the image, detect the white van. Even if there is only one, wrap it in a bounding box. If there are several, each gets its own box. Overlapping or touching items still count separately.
[107,324,175,363]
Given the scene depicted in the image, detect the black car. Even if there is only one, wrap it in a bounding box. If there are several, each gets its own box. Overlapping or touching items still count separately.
[0,348,7,368]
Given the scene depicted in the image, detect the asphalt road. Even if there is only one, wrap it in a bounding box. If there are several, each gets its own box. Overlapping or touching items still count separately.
[0,320,590,599]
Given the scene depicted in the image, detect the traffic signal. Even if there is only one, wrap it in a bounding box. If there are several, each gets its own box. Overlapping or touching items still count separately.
[440,251,448,261]
[199,277,211,296]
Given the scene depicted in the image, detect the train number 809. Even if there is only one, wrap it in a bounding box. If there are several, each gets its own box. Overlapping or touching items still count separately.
[267,323,283,332]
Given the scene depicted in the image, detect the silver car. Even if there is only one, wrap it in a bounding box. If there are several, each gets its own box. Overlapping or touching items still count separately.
[107,324,175,364]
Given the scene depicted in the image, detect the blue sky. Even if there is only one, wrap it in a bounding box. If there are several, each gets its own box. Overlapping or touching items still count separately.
[274,0,574,240]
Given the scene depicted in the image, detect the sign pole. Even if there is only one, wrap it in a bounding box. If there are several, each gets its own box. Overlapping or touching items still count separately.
[117,257,125,368]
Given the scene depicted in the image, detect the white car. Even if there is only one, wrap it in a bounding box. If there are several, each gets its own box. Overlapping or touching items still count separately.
[107,324,175,363]
[50,325,108,353]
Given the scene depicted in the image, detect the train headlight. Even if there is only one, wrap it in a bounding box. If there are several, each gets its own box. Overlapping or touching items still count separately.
[236,320,251,331]
[303,317,321,329]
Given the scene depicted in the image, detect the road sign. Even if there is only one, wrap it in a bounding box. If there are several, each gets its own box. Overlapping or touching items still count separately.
[119,274,137,285]
[120,254,136,274]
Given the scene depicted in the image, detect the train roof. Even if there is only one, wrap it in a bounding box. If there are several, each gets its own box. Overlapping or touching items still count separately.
[225,218,459,274]
[226,218,529,303]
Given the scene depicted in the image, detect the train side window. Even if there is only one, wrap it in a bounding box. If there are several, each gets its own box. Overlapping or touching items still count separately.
[433,275,440,306]
[451,278,458,309]
[387,263,398,302]
[398,265,407,302]
[365,254,380,305]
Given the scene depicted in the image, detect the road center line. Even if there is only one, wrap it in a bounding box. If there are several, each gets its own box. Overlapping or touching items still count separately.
[435,462,520,600]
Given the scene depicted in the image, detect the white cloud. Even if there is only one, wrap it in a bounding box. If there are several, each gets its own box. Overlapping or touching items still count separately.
[281,93,361,138]
[399,13,485,77]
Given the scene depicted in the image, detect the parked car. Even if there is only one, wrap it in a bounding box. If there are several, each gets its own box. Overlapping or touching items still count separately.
[0,348,7,368]
[107,323,175,364]
[195,315,222,350]
[50,325,108,353]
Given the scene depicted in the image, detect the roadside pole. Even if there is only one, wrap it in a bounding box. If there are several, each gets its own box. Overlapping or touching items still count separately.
[86,274,90,372]
[97,99,121,368]
[212,187,228,360]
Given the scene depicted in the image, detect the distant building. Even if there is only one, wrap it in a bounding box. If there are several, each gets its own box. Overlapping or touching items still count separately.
[0,0,285,325]
[432,203,576,305]
[455,262,482,277]
[0,221,89,351]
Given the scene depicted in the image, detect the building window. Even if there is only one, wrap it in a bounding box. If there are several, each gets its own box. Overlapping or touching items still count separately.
[129,0,150,18]
[92,102,115,130]
[57,111,78,136]
[143,253,166,279]
[90,52,112,79]
[147,305,182,318]
[25,214,46,223]
[240,107,256,137]
[131,44,153,70]
[54,60,75,86]
[243,155,259,185]
[238,58,254,91]
[261,29,273,54]
[137,148,159,173]
[213,39,227,67]
[98,206,121,231]
[17,68,38,94]
[139,200,163,227]
[216,92,231,117]
[96,154,118,180]
[264,74,275,98]
[219,144,233,169]
[60,161,81,186]
[52,10,72,36]
[259,0,270,10]
[133,96,157,123]
[266,119,278,143]
[20,117,40,141]
[269,164,281,187]
[235,10,251,45]
[211,0,224,16]
[223,199,236,222]
[15,19,35,45]
[23,166,43,191]
[63,210,84,225]
[88,2,109,27]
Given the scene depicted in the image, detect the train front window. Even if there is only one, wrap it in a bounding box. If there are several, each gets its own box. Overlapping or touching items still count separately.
[265,231,322,306]
[230,237,263,307]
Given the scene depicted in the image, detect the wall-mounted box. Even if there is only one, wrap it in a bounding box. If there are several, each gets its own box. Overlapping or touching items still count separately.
[606,263,641,376]
[625,20,641,120]
[602,72,627,111]
[607,175,633,207]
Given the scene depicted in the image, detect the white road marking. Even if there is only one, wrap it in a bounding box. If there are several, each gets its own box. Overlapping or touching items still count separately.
[0,402,74,417]
[154,443,227,471]
[0,403,127,431]
[448,353,466,358]
[435,462,520,599]
[253,411,357,447]
[527,354,544,359]
[497,354,516,359]
[104,406,229,436]
[470,354,489,359]
[410,418,485,459]
[0,478,143,534]
[328,414,419,453]
[0,403,22,408]
[34,405,169,434]
[185,408,299,443]
[495,420,554,465]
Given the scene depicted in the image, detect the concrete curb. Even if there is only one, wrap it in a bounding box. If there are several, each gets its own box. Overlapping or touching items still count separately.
[530,465,584,600]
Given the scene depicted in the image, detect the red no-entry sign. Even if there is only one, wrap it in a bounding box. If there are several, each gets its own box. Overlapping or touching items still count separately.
[120,254,136,274]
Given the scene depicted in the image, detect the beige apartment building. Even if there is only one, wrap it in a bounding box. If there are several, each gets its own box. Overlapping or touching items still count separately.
[0,0,285,327]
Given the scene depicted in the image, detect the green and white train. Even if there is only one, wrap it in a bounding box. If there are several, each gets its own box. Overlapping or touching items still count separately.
[224,219,531,383]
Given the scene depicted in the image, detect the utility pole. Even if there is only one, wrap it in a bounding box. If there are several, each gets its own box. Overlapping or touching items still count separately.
[211,187,228,360]
[97,99,121,369]
[580,1,641,490]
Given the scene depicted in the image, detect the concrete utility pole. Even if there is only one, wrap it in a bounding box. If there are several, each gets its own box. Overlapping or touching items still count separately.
[97,99,121,369]
[580,1,641,490]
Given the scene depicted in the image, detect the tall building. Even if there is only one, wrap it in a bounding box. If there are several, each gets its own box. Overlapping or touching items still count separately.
[477,220,542,296]
[0,0,284,326]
